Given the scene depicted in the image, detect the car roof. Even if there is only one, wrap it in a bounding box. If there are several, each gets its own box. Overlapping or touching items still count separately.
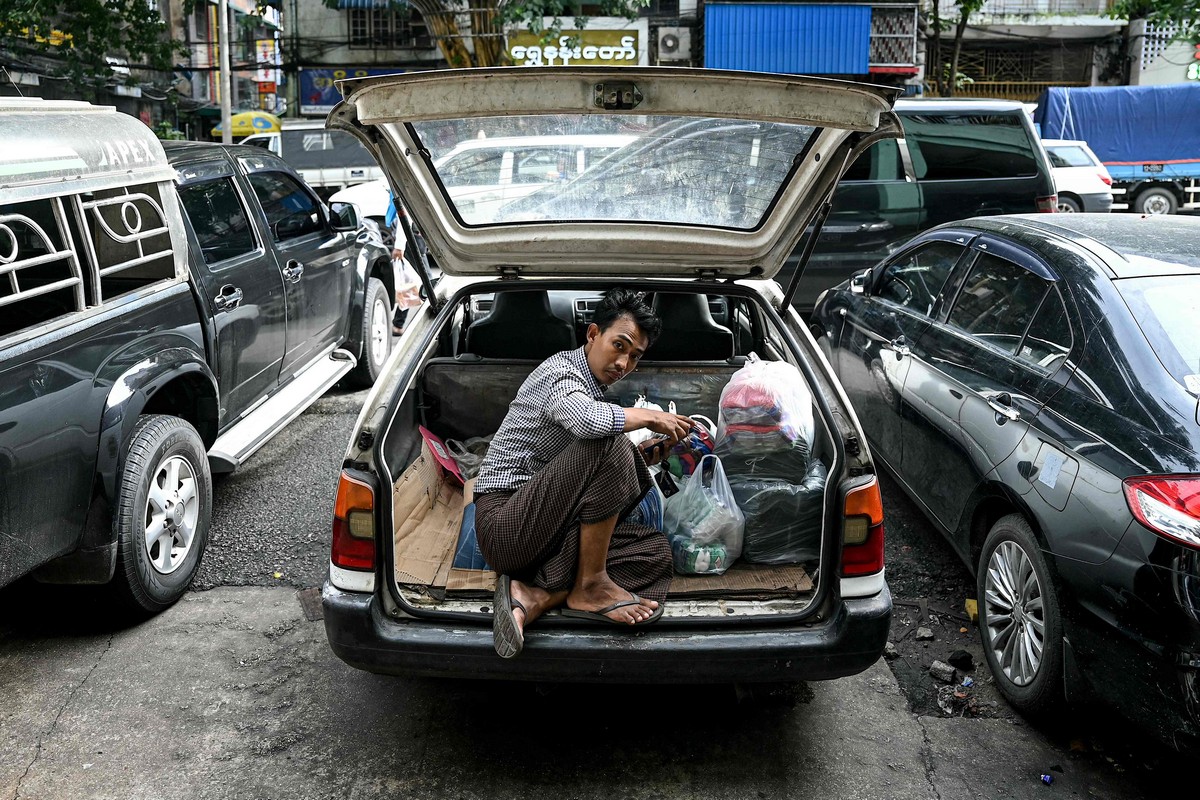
[1041,139,1091,148]
[944,214,1200,279]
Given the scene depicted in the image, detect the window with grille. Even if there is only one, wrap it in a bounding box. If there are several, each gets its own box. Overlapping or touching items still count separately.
[348,8,429,49]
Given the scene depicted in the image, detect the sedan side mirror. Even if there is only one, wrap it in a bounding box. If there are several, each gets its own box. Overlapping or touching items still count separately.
[850,269,871,295]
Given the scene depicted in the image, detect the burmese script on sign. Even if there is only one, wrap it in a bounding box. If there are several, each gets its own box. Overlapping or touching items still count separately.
[508,31,639,66]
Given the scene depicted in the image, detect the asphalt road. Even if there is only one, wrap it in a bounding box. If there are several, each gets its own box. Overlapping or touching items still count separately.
[0,383,1188,798]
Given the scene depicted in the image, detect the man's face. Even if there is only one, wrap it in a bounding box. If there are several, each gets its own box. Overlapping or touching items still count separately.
[585,314,649,386]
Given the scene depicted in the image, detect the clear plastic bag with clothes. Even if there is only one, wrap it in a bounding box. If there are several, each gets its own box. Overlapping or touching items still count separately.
[715,352,814,459]
[729,460,827,564]
[662,454,745,575]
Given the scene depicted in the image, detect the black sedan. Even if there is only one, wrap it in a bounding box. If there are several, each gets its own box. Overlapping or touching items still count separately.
[812,213,1200,752]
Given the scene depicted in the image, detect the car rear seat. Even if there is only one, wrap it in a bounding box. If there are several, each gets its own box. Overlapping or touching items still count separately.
[464,289,575,360]
[648,293,735,361]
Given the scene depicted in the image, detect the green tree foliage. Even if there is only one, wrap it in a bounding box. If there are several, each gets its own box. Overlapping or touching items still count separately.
[0,0,184,100]
[322,0,648,68]
[926,0,985,97]
[1110,0,1200,39]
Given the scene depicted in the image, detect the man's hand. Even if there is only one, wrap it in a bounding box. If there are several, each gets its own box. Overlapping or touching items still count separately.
[639,435,671,466]
[624,407,695,445]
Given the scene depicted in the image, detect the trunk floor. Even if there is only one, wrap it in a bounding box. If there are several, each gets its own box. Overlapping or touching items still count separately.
[438,562,813,598]
[393,442,814,600]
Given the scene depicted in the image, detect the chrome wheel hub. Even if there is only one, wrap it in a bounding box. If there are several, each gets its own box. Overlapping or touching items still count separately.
[370,297,389,364]
[983,540,1045,687]
[143,455,198,575]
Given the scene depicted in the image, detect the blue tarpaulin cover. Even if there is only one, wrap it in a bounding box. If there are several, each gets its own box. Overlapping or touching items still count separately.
[1035,84,1200,181]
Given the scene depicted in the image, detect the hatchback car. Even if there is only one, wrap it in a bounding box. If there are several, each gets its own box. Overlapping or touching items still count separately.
[319,67,900,683]
[1042,138,1113,213]
[811,214,1200,751]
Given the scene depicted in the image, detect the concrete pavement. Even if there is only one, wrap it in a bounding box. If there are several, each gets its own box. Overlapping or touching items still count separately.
[0,585,1154,800]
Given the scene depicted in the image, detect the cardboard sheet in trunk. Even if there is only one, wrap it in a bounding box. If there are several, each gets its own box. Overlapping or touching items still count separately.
[392,441,464,586]
[395,449,812,597]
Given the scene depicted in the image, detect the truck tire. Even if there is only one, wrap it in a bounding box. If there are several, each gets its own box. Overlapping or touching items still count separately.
[1134,187,1178,215]
[349,276,392,388]
[113,415,212,614]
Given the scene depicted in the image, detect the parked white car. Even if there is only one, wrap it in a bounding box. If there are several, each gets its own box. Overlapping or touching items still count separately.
[1042,139,1113,213]
[329,134,636,233]
[431,134,635,223]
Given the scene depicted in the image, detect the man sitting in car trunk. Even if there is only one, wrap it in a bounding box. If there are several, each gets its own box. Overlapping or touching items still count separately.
[473,288,696,658]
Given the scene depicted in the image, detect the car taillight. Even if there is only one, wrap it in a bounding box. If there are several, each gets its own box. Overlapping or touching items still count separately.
[842,477,885,576]
[1036,194,1058,213]
[1099,173,1113,186]
[332,471,376,571]
[1123,476,1200,550]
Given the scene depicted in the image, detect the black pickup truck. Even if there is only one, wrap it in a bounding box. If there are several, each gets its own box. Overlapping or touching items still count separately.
[0,99,393,613]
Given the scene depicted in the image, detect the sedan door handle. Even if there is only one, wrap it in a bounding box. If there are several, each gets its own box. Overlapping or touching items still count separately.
[986,391,1020,422]
[213,285,243,311]
[891,336,911,359]
[282,260,304,283]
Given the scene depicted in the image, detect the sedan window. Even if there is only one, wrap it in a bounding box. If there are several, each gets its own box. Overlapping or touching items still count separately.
[874,240,963,316]
[1116,274,1200,392]
[946,253,1051,354]
[1014,287,1072,373]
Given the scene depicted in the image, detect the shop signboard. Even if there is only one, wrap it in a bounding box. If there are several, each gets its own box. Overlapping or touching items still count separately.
[507,28,642,67]
[299,67,406,116]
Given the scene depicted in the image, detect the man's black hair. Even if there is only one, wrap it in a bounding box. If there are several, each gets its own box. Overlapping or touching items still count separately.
[593,287,662,345]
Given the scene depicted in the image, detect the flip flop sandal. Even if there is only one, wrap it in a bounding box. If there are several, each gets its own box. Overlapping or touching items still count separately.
[492,575,526,658]
[561,593,664,626]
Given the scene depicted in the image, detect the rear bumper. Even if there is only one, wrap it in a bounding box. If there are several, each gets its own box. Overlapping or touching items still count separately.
[322,582,892,683]
[1079,191,1113,212]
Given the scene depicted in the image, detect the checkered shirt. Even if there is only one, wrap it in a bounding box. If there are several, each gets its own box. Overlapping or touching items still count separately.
[474,346,626,495]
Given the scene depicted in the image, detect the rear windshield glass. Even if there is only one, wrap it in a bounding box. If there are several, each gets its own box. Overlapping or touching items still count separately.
[411,115,817,229]
[902,113,1040,180]
[1116,275,1200,392]
[1046,145,1094,168]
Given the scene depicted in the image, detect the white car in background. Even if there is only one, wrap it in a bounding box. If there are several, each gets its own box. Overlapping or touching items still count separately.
[329,134,636,233]
[1042,138,1113,213]
[433,134,635,223]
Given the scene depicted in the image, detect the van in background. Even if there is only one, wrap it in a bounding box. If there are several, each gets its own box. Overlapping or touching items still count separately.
[782,99,1057,313]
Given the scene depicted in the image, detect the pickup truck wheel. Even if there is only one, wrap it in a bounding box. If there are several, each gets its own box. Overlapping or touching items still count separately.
[113,415,212,614]
[977,514,1063,717]
[349,276,391,387]
[1134,187,1177,215]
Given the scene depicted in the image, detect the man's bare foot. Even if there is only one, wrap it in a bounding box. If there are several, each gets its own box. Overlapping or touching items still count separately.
[566,575,659,624]
[508,580,565,637]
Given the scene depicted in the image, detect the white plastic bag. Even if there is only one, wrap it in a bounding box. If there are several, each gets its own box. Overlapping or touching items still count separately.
[663,455,745,575]
[716,352,814,457]
[625,395,663,447]
[393,256,422,310]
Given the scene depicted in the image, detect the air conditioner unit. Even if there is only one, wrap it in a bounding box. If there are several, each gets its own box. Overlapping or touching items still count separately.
[656,27,692,62]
